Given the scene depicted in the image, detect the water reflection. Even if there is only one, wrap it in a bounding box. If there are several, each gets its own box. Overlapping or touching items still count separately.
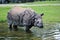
[42,23,60,40]
[0,22,60,40]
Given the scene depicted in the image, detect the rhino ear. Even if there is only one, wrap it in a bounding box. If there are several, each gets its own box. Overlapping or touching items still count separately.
[40,13,44,16]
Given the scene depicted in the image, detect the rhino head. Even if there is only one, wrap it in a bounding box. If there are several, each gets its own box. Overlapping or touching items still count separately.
[34,13,44,28]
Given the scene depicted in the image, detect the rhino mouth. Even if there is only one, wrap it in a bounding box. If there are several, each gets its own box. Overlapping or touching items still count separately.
[39,26,43,28]
[34,24,43,28]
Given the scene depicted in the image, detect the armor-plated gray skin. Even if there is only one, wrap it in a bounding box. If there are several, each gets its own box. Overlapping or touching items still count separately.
[7,7,44,32]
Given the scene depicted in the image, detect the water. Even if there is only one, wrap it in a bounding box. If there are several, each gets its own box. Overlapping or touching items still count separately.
[42,23,60,40]
[0,22,60,40]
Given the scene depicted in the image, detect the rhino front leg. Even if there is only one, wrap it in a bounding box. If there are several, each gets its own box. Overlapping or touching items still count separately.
[26,25,32,32]
[8,20,13,31]
[8,24,12,31]
[13,25,18,31]
[8,23,12,31]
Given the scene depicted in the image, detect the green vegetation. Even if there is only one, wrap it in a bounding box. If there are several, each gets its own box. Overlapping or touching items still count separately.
[0,0,60,4]
[0,7,11,22]
[25,1,60,4]
[0,5,60,23]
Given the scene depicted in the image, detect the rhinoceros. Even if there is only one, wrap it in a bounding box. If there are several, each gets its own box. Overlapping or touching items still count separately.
[7,6,44,32]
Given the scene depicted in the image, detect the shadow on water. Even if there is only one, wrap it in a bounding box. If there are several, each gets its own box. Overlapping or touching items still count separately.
[0,22,60,40]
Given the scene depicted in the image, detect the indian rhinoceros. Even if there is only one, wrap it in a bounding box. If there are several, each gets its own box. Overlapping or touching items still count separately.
[7,6,44,32]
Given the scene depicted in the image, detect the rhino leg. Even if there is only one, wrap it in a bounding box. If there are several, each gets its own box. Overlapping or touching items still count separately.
[8,24,12,31]
[26,25,32,32]
[13,25,18,31]
[8,20,13,31]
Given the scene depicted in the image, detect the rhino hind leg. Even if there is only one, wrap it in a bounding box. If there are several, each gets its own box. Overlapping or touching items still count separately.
[26,25,32,32]
[13,25,18,31]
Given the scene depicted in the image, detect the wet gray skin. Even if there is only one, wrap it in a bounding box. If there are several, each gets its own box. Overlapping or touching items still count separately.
[34,14,44,28]
[7,7,44,32]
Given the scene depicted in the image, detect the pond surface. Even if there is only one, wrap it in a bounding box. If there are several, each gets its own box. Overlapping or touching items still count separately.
[0,22,60,40]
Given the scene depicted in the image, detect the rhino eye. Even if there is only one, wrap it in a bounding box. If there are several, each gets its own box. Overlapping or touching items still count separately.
[35,18,37,21]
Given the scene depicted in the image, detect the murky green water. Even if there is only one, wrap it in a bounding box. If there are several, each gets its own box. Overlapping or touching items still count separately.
[0,22,60,40]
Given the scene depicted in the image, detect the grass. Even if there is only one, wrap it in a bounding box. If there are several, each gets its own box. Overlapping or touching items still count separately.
[23,1,60,4]
[0,6,60,23]
[0,7,11,22]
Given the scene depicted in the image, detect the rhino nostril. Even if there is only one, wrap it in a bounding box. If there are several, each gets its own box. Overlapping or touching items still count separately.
[40,26,43,28]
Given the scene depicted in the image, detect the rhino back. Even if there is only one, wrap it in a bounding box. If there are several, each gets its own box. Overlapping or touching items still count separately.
[7,7,36,26]
[23,8,36,26]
